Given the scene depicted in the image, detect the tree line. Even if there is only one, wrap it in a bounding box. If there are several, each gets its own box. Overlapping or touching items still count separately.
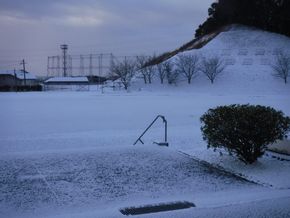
[110,54,226,90]
[110,50,290,90]
[195,0,290,38]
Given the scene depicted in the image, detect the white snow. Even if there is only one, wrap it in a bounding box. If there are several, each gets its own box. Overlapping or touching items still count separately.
[0,26,290,217]
[44,77,89,83]
[268,139,290,155]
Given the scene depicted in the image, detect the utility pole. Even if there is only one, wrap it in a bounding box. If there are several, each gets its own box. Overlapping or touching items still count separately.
[21,59,27,86]
[60,44,68,77]
[57,56,61,77]
[80,55,84,75]
[14,68,17,91]
[89,54,93,76]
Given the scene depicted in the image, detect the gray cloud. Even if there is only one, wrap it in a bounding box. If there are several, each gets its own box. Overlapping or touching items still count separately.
[0,0,209,26]
[0,0,213,74]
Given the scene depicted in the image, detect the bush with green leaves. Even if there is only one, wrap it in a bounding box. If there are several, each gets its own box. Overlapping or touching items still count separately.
[200,104,290,164]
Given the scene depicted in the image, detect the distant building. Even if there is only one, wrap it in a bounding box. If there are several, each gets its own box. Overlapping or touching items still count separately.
[87,75,107,84]
[43,76,89,91]
[0,70,39,91]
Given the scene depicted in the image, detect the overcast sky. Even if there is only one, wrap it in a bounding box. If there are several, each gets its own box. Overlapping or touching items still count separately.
[0,0,213,75]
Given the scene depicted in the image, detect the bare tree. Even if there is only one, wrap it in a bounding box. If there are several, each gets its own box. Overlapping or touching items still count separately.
[200,56,226,84]
[145,65,155,84]
[136,55,149,84]
[136,55,155,84]
[157,62,166,84]
[144,55,156,84]
[175,54,199,84]
[271,50,290,84]
[164,60,179,85]
[110,58,136,90]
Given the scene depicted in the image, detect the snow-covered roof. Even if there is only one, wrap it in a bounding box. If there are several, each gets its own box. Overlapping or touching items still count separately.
[0,70,37,80]
[45,77,89,83]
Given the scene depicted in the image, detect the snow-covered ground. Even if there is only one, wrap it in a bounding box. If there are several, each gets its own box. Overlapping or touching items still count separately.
[1,26,290,217]
[0,145,260,218]
[0,89,289,217]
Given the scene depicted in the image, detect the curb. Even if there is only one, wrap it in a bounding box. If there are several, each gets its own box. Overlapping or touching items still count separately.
[177,150,275,189]
[265,150,290,162]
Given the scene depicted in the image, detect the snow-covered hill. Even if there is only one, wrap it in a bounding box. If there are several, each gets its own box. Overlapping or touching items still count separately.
[135,25,290,95]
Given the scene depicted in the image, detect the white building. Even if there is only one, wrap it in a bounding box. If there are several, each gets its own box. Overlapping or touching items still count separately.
[0,70,39,91]
[43,77,89,91]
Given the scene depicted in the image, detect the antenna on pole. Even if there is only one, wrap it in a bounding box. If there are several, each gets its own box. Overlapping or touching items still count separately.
[60,44,68,77]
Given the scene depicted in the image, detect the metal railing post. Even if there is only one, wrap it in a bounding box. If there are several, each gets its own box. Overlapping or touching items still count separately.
[134,115,168,146]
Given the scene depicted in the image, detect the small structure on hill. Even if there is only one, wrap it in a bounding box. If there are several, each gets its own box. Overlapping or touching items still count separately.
[0,70,40,91]
[43,76,89,91]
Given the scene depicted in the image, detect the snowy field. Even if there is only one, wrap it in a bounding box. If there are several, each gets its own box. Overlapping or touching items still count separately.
[1,87,289,154]
[1,26,290,217]
[0,89,289,217]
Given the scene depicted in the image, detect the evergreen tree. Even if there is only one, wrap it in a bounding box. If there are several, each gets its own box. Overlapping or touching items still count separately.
[195,0,290,38]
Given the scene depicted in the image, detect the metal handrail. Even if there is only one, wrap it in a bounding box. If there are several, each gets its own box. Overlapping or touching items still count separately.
[133,115,168,146]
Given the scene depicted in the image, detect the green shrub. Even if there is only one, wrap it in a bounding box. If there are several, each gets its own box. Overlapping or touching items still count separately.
[200,104,290,164]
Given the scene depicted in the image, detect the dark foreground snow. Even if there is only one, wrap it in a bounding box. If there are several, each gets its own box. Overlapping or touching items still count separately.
[139,197,290,218]
[0,146,258,217]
